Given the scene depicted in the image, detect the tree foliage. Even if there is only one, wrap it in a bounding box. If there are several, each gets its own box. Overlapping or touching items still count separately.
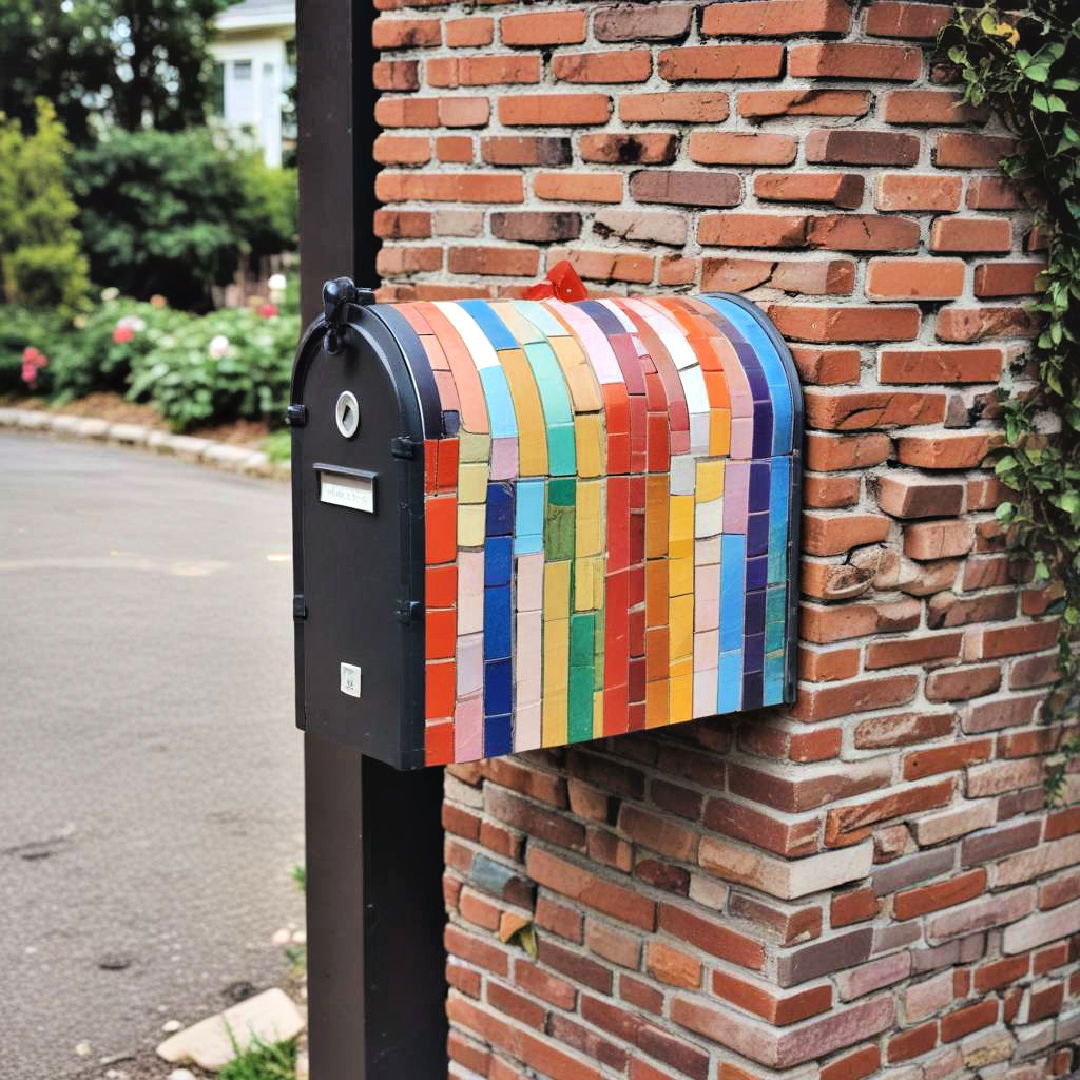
[941,1,1080,800]
[71,128,296,311]
[0,0,228,143]
[0,99,90,316]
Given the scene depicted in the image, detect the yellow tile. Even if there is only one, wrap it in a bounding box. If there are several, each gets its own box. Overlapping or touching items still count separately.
[457,462,488,504]
[458,430,491,464]
[669,595,694,659]
[575,414,604,478]
[492,302,542,345]
[670,672,693,724]
[592,689,604,740]
[543,560,572,618]
[575,481,604,558]
[541,694,568,747]
[552,339,602,412]
[669,496,695,553]
[501,349,547,477]
[696,459,725,502]
[671,653,693,679]
[645,679,669,729]
[458,503,486,548]
[670,556,694,597]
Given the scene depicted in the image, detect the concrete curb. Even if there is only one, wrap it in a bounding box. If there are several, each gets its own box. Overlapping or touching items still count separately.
[0,406,290,482]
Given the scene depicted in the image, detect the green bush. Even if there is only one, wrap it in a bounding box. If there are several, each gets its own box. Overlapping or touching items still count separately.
[128,305,297,431]
[71,129,297,312]
[0,303,65,394]
[0,99,90,316]
[48,296,185,401]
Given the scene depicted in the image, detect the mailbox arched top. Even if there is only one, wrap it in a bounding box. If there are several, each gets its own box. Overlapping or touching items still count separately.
[291,292,802,770]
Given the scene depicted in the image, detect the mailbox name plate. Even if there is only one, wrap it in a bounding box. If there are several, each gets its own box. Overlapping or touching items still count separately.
[317,464,376,514]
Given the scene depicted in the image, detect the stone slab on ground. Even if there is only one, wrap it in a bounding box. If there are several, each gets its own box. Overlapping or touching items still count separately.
[155,988,304,1071]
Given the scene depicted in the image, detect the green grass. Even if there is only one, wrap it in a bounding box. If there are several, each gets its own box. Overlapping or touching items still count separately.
[265,428,291,464]
[218,1035,297,1080]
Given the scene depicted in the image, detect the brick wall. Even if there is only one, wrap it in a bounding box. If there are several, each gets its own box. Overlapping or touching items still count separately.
[369,1,1080,1077]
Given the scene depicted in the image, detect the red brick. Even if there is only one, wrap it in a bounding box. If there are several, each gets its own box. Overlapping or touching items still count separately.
[620,92,729,123]
[930,217,1012,253]
[936,305,1039,343]
[702,0,850,36]
[580,133,677,165]
[879,346,1003,384]
[875,173,962,212]
[904,739,992,780]
[631,170,741,208]
[967,175,1025,210]
[974,261,1045,297]
[711,968,832,1025]
[792,673,920,722]
[658,44,785,82]
[373,17,441,49]
[887,1021,939,1063]
[821,1045,881,1080]
[807,129,919,166]
[831,887,882,928]
[854,710,955,750]
[866,631,964,671]
[659,903,766,970]
[373,59,420,91]
[903,519,974,560]
[876,474,965,518]
[791,347,862,385]
[803,473,861,507]
[428,55,541,88]
[883,89,984,124]
[936,132,1016,168]
[867,258,965,301]
[689,132,796,166]
[554,50,653,84]
[515,960,576,1010]
[535,172,622,204]
[895,432,992,469]
[789,42,923,80]
[595,4,695,42]
[647,942,701,988]
[866,2,952,38]
[802,512,891,554]
[925,665,1001,701]
[490,211,581,243]
[499,94,611,127]
[585,919,641,969]
[526,848,655,930]
[974,954,1029,993]
[448,246,539,278]
[768,304,920,343]
[446,17,494,48]
[738,89,870,118]
[825,780,953,847]
[940,998,998,1042]
[799,645,861,682]
[500,10,586,46]
[754,172,864,209]
[482,136,571,167]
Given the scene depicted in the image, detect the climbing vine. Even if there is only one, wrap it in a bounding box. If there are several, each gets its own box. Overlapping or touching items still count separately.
[940,2,1080,801]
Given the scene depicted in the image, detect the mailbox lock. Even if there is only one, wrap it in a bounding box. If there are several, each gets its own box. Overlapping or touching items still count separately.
[335,391,360,439]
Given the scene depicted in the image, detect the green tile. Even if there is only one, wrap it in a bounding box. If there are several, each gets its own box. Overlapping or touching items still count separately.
[544,479,576,561]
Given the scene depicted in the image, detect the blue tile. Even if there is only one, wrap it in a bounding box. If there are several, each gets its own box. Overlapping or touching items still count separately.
[748,513,770,557]
[768,457,791,583]
[444,410,461,435]
[460,300,517,351]
[749,461,771,512]
[745,632,765,674]
[747,555,768,591]
[487,482,515,536]
[484,659,513,715]
[484,714,513,758]
[485,536,513,587]
[764,652,787,706]
[717,651,742,714]
[744,590,766,636]
[720,534,747,652]
[478,368,518,439]
[483,588,512,659]
[742,670,764,710]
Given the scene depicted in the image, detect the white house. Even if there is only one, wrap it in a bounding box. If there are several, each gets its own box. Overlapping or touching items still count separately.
[210,0,295,167]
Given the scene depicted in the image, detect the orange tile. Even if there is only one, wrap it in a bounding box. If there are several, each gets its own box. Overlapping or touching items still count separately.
[425,496,457,565]
[426,564,458,608]
[425,719,455,766]
[424,440,439,495]
[437,437,459,492]
[425,659,456,718]
[426,608,457,659]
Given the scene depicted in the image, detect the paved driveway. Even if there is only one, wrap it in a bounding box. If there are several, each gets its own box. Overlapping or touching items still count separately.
[0,434,303,1079]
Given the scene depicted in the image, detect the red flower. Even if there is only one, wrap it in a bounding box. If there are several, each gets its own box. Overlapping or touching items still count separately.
[20,346,47,388]
[113,323,135,344]
[258,302,278,319]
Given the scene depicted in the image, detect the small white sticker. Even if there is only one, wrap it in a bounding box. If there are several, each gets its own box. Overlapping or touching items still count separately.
[321,472,375,513]
[340,662,363,698]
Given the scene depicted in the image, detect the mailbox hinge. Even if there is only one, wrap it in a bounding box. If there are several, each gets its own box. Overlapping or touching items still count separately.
[293,594,308,620]
[390,436,419,460]
[286,404,307,427]
[322,276,377,354]
[395,599,421,623]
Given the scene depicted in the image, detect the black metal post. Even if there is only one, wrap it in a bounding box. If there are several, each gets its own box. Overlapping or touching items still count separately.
[296,1,448,1076]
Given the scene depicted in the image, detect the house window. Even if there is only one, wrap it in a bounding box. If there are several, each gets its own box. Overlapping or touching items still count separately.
[211,62,225,116]
[233,59,253,80]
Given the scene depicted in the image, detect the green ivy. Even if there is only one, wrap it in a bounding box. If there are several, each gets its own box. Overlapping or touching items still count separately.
[940,2,1080,801]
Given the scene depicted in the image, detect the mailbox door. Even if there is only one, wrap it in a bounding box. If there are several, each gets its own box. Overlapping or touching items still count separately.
[291,305,426,769]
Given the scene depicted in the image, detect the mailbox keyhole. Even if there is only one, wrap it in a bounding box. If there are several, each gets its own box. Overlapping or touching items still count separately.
[335,390,360,439]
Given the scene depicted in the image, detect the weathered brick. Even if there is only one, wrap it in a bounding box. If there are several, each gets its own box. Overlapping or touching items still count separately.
[738,89,870,118]
[807,130,920,167]
[595,4,695,42]
[630,170,741,208]
[658,44,784,82]
[876,173,962,211]
[789,42,923,80]
[755,172,865,209]
[500,10,587,45]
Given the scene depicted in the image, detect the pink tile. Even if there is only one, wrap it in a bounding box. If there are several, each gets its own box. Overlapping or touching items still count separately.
[516,553,545,613]
[456,633,484,696]
[730,417,754,460]
[514,702,542,753]
[515,611,543,703]
[455,694,484,762]
[458,552,485,634]
[490,437,518,480]
[694,564,720,632]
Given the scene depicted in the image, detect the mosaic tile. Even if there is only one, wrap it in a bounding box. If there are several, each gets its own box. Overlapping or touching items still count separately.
[395,292,801,763]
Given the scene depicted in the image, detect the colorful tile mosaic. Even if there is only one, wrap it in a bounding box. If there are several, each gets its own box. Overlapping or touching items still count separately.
[382,293,803,766]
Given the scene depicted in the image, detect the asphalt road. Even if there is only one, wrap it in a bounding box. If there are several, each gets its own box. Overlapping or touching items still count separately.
[0,433,304,1079]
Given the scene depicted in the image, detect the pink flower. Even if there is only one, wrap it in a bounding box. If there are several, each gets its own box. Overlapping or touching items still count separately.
[113,323,135,345]
[258,302,278,319]
[20,346,47,388]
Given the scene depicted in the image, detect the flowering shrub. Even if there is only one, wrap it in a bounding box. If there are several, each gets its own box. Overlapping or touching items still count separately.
[2,285,298,430]
[127,305,297,430]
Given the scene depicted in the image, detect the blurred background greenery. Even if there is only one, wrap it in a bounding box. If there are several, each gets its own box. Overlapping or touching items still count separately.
[0,0,300,432]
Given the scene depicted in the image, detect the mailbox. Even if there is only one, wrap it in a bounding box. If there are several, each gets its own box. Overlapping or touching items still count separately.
[290,282,803,770]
